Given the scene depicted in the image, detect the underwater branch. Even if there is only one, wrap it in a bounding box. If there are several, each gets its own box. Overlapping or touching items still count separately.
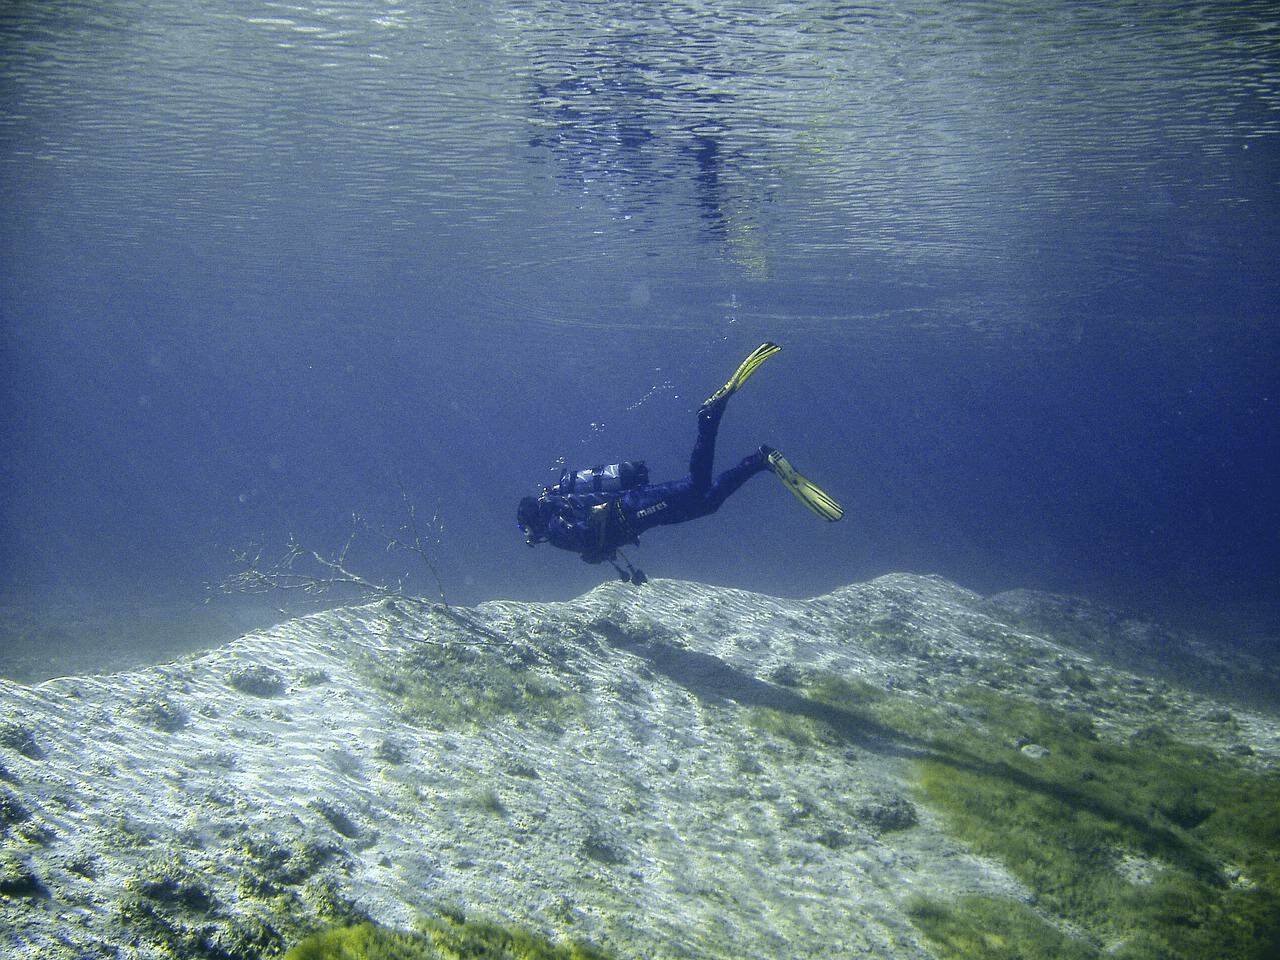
[221,480,449,608]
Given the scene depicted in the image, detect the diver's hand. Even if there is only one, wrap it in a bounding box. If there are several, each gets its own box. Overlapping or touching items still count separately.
[564,495,592,522]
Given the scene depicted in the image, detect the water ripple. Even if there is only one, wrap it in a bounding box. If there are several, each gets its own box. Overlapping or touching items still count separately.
[2,0,1275,323]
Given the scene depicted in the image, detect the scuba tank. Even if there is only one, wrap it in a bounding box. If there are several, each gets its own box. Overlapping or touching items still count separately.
[550,461,649,496]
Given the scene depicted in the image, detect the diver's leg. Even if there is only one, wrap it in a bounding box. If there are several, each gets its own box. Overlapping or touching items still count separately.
[688,399,724,491]
[706,448,771,512]
[627,478,699,532]
[631,448,768,531]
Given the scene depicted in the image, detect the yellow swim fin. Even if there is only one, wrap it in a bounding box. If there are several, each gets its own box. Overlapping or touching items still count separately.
[766,448,844,522]
[703,341,782,410]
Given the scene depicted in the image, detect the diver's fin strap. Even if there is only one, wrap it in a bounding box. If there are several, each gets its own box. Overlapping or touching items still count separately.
[767,450,844,522]
[703,341,782,409]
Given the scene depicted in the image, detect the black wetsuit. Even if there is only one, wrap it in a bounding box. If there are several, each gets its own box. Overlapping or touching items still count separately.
[539,399,768,563]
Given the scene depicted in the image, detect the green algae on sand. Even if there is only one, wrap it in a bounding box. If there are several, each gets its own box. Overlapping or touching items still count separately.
[802,678,1280,960]
[283,917,616,960]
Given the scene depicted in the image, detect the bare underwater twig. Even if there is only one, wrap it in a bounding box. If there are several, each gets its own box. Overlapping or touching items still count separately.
[377,476,449,607]
[221,482,449,609]
[218,494,581,667]
[220,501,556,661]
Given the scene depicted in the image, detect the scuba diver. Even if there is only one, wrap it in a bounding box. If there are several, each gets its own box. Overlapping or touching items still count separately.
[517,342,843,584]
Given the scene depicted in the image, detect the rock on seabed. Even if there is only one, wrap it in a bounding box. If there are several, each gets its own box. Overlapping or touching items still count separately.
[1,574,1276,959]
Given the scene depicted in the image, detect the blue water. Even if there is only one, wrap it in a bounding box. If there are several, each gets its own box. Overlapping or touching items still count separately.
[2,0,1278,673]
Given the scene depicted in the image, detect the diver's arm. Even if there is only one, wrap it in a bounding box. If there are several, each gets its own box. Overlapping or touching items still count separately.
[543,508,595,559]
[544,504,612,564]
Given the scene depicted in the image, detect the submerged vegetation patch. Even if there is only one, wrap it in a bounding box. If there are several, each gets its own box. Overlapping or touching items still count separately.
[745,705,834,749]
[905,894,1095,960]
[801,677,1280,960]
[361,640,583,733]
[283,917,616,960]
